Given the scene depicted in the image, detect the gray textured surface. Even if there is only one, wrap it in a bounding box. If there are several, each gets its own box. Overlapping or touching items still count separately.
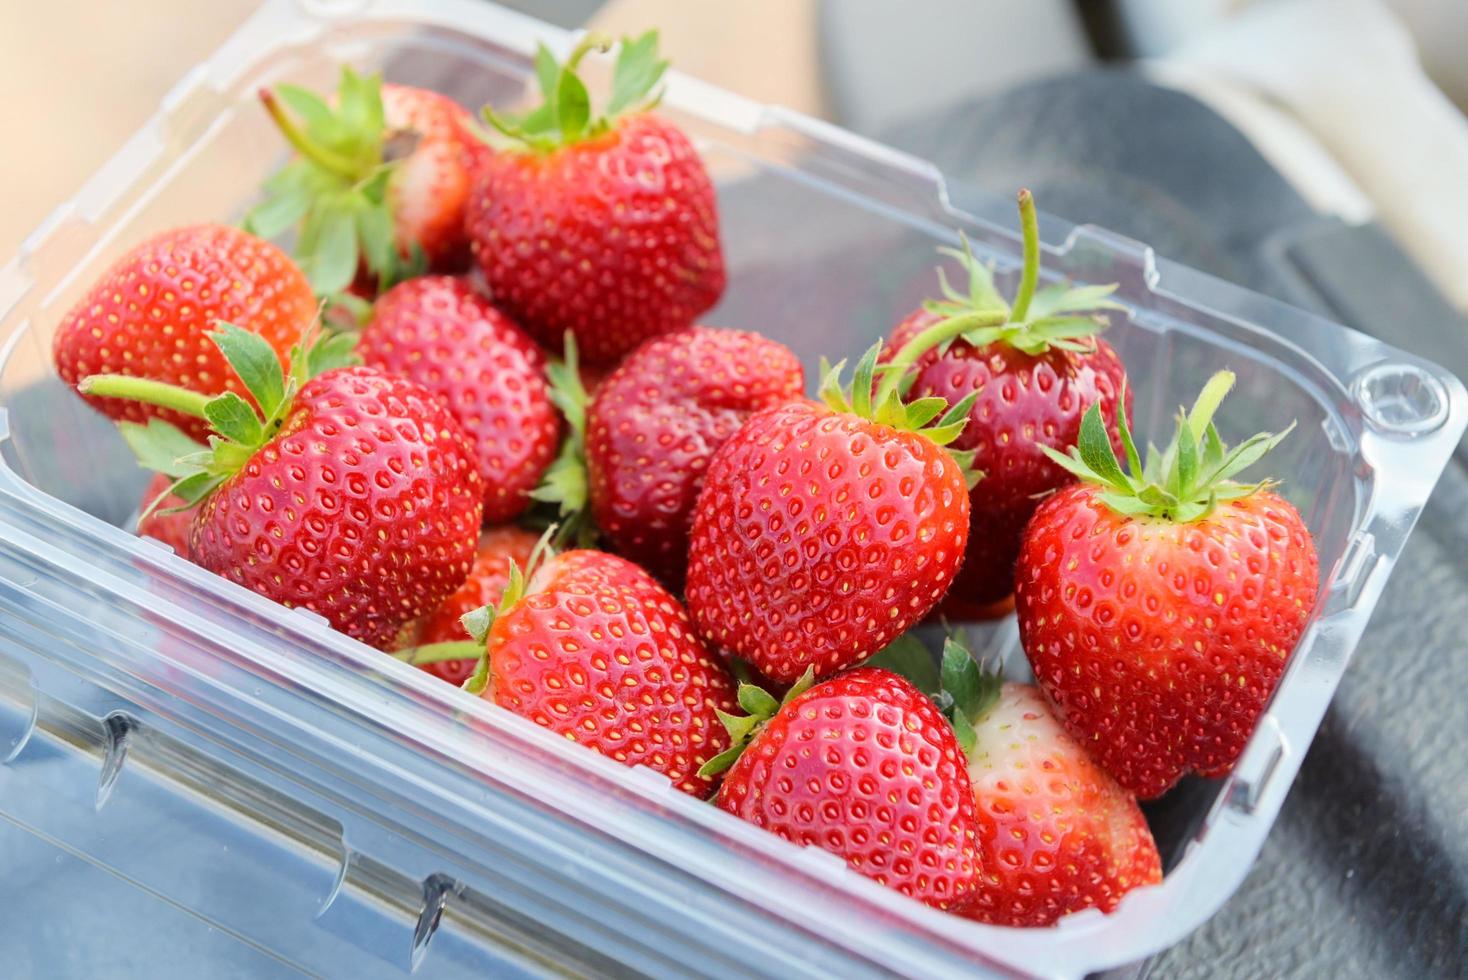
[886,70,1468,979]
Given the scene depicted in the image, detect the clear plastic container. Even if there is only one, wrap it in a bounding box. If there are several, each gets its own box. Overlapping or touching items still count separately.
[0,1,1461,976]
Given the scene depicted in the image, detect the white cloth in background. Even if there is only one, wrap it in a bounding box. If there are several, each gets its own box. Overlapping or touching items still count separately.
[1149,0,1468,311]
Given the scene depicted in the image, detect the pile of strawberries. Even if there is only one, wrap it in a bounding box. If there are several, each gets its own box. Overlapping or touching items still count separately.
[51,32,1320,928]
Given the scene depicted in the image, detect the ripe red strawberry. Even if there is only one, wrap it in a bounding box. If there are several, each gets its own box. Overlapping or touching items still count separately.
[379,83,491,271]
[53,224,316,442]
[465,31,725,365]
[357,276,559,523]
[708,667,982,910]
[1017,372,1319,798]
[458,548,738,797]
[914,639,1161,926]
[394,525,541,686]
[135,473,194,556]
[576,327,804,585]
[686,322,997,684]
[81,325,484,650]
[249,70,488,294]
[890,191,1130,609]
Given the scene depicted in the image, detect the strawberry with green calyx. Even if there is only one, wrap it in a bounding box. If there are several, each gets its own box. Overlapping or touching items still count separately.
[249,68,485,294]
[917,638,1163,926]
[537,326,805,587]
[890,190,1131,610]
[82,323,484,650]
[53,224,318,443]
[1018,370,1319,798]
[84,323,360,507]
[686,309,1006,685]
[706,666,983,910]
[465,31,725,365]
[444,540,739,797]
[527,334,598,548]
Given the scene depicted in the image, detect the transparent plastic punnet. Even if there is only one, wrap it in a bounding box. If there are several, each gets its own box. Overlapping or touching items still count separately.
[0,1,1460,976]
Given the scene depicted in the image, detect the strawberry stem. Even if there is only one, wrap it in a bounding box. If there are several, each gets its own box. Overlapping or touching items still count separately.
[874,308,1007,407]
[1008,189,1041,322]
[393,641,482,666]
[258,88,362,181]
[79,374,213,420]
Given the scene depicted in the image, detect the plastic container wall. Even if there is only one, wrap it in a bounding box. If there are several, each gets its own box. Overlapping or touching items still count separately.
[0,1,1461,976]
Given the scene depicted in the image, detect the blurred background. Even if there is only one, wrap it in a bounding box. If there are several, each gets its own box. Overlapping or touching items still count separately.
[3,0,1466,315]
[3,2,1466,978]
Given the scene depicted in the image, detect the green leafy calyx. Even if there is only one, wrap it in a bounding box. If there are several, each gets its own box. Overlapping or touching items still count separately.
[528,334,599,549]
[246,67,426,295]
[80,320,358,511]
[697,667,817,779]
[818,308,1006,489]
[458,526,559,696]
[1041,370,1294,523]
[932,637,1002,759]
[483,30,668,152]
[927,189,1125,357]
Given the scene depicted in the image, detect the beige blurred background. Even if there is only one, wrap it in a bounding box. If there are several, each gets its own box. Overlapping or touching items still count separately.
[0,0,826,261]
[2,0,1464,307]
[0,1,258,257]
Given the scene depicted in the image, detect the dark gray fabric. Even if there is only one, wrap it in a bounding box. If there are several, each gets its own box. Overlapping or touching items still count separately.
[882,70,1468,979]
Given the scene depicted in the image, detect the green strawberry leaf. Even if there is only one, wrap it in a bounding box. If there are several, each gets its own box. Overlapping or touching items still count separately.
[460,605,493,645]
[736,682,779,719]
[204,392,264,447]
[606,29,669,116]
[169,471,227,506]
[304,202,361,296]
[275,84,339,139]
[553,65,591,143]
[938,637,1001,759]
[210,322,286,418]
[305,330,361,378]
[534,42,560,97]
[864,634,939,696]
[244,172,314,239]
[698,743,746,779]
[1055,370,1293,523]
[949,700,978,757]
[355,196,396,283]
[1074,403,1131,492]
[119,419,209,478]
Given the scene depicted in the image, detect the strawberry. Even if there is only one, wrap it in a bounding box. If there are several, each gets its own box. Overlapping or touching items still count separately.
[706,667,982,910]
[80,325,484,650]
[135,473,194,556]
[248,70,487,295]
[685,320,999,685]
[890,191,1130,609]
[357,276,559,523]
[395,525,541,685]
[1017,372,1319,798]
[448,547,738,797]
[919,639,1161,926]
[465,32,725,365]
[537,327,804,585]
[53,224,316,442]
